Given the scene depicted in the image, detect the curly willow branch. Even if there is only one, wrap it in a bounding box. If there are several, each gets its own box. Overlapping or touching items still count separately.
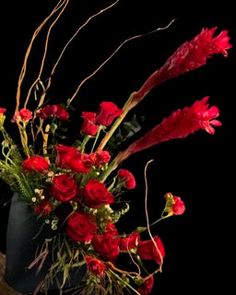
[15,0,68,113]
[68,19,176,105]
[24,0,70,109]
[144,160,164,270]
[45,0,120,94]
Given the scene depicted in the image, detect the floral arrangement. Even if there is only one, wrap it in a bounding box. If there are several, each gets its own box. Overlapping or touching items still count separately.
[0,1,232,294]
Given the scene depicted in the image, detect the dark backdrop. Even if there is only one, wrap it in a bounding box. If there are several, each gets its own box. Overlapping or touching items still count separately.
[0,1,235,294]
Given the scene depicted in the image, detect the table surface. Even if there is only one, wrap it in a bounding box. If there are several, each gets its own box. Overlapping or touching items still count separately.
[0,252,22,295]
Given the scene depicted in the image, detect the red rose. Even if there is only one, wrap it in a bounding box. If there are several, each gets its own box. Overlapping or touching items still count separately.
[52,174,77,202]
[13,108,32,122]
[0,107,6,115]
[85,255,106,277]
[96,101,122,126]
[172,196,185,215]
[56,144,90,174]
[39,104,69,120]
[118,169,136,189]
[81,112,99,136]
[138,276,154,295]
[82,179,114,208]
[34,200,53,216]
[92,225,120,261]
[120,231,140,251]
[137,236,165,265]
[67,212,97,243]
[22,156,49,173]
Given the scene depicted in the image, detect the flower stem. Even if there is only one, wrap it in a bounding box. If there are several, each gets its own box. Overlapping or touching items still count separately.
[80,135,91,153]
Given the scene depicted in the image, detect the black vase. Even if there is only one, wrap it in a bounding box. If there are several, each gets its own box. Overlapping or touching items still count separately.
[5,193,86,294]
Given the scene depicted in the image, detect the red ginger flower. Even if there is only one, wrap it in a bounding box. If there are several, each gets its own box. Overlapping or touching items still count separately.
[138,276,154,295]
[123,96,221,158]
[81,112,98,136]
[134,27,232,101]
[38,104,69,120]
[22,155,49,173]
[137,236,165,265]
[85,255,106,277]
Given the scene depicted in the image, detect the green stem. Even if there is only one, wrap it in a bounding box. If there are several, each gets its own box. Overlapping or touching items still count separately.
[91,125,103,153]
[137,214,170,233]
[108,269,141,295]
[80,135,91,153]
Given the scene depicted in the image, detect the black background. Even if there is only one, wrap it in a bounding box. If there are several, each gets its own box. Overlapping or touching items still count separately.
[0,1,235,294]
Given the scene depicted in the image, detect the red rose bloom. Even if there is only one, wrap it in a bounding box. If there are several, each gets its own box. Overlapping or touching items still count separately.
[137,236,165,265]
[81,112,99,136]
[13,108,32,122]
[0,107,6,115]
[96,101,122,126]
[85,255,106,277]
[52,174,77,202]
[172,196,185,215]
[34,200,53,216]
[22,156,49,173]
[56,144,90,174]
[120,231,140,251]
[67,212,97,243]
[138,276,154,295]
[92,225,120,261]
[39,104,69,120]
[82,179,114,208]
[118,169,136,189]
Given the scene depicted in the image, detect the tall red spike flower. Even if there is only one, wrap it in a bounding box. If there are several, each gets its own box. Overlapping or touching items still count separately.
[122,96,221,159]
[134,27,231,102]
